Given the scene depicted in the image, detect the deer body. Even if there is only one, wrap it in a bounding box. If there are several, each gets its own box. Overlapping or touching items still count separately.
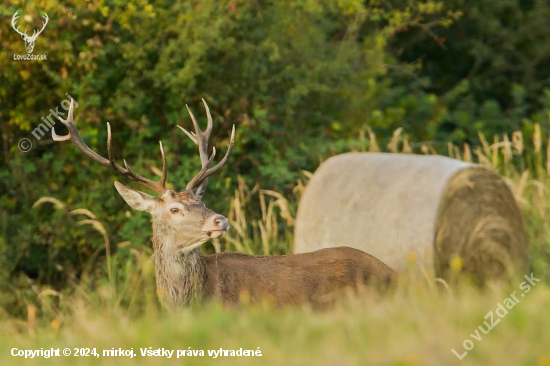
[155,239,393,309]
[200,247,393,307]
[54,99,394,309]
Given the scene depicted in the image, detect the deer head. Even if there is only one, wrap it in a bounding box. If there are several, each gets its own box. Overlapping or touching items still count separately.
[52,99,235,253]
[12,11,49,54]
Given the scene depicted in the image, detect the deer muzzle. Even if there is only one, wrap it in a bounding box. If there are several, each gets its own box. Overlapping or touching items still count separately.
[203,214,229,238]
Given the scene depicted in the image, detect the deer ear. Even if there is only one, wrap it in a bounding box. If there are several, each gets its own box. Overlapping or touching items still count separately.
[192,178,208,200]
[114,181,157,212]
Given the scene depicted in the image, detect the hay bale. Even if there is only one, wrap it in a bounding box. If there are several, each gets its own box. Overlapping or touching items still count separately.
[294,152,529,282]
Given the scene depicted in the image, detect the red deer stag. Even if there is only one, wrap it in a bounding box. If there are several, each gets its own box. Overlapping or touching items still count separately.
[52,99,394,309]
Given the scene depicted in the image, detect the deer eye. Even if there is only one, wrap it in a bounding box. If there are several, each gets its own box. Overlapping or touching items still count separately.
[170,208,179,214]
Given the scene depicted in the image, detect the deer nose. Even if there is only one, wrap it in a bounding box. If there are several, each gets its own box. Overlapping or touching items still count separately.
[202,214,229,237]
[212,214,229,231]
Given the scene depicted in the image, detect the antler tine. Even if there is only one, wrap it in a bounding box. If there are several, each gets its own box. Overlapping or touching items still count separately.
[202,98,213,139]
[158,141,168,187]
[184,104,212,167]
[52,99,168,195]
[186,125,235,190]
[197,124,235,182]
[105,123,168,194]
[177,125,197,143]
[185,147,217,190]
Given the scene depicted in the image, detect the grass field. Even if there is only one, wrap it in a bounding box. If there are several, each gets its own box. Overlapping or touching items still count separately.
[1,279,550,365]
[2,127,550,365]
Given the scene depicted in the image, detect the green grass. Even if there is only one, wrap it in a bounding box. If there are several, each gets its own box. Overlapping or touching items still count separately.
[1,279,550,365]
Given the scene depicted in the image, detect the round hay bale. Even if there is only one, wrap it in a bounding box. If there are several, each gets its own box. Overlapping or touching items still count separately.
[294,152,529,282]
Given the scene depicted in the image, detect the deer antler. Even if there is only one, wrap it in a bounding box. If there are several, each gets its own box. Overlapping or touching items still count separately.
[11,11,28,38]
[177,99,235,190]
[52,99,168,195]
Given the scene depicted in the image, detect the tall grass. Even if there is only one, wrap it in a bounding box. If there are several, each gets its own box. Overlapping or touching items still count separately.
[2,125,550,364]
[215,176,296,256]
[2,261,550,365]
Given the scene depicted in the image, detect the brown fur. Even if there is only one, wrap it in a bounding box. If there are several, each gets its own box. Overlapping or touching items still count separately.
[194,246,393,308]
[171,190,198,201]
[434,166,530,283]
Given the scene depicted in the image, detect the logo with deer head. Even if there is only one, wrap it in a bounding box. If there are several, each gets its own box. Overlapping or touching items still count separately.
[11,10,48,54]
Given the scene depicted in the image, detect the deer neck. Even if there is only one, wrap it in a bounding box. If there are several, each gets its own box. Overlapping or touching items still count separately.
[151,222,206,308]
